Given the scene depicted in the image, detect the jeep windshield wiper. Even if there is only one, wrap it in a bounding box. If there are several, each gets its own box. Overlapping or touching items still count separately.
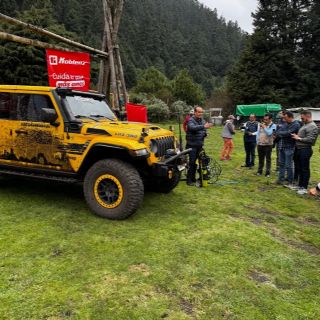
[74,115,99,122]
[90,114,116,121]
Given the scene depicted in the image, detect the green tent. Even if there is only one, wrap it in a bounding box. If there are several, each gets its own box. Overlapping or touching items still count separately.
[236,104,282,117]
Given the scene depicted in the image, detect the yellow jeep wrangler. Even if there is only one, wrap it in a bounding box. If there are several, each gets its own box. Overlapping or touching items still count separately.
[0,85,189,219]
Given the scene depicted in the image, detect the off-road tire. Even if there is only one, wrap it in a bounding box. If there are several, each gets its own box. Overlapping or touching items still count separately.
[83,159,144,219]
[149,170,181,193]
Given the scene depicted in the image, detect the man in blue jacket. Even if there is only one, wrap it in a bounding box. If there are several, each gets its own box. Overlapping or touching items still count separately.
[242,114,258,168]
[186,106,213,186]
[275,111,300,186]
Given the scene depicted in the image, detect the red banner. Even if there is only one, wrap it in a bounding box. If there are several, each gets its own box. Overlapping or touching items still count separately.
[126,103,148,123]
[46,49,90,91]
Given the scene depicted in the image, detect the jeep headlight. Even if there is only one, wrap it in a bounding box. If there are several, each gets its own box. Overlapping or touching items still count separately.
[149,139,158,154]
[129,148,149,157]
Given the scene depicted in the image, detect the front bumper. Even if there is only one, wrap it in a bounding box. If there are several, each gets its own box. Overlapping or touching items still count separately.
[151,148,192,177]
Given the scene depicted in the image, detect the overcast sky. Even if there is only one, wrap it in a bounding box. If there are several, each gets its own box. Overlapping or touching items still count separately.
[199,0,258,33]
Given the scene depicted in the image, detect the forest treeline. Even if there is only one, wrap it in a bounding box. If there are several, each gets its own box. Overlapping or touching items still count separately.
[1,0,319,112]
[0,0,245,95]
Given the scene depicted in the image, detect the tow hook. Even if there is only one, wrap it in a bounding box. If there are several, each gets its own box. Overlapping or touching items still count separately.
[168,169,173,179]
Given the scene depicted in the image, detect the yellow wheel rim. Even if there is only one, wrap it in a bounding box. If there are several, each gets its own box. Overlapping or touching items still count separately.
[94,174,124,209]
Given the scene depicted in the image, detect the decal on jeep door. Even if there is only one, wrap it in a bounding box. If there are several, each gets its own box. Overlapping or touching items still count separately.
[58,141,90,155]
[0,129,73,170]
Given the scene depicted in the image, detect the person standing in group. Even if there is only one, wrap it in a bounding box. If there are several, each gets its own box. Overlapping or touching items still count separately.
[241,114,258,168]
[291,111,319,195]
[186,106,213,186]
[183,109,194,132]
[275,111,300,186]
[220,115,236,161]
[255,113,277,177]
[274,110,286,171]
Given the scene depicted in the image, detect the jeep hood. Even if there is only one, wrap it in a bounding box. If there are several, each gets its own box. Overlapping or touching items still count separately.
[82,121,173,141]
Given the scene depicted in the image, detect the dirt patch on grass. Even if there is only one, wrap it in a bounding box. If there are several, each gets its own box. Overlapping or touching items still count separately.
[257,208,280,217]
[248,270,277,288]
[221,309,234,319]
[243,205,280,217]
[286,240,320,255]
[231,214,320,256]
[180,298,194,316]
[51,248,63,257]
[160,312,169,318]
[248,270,270,283]
[46,311,72,320]
[250,217,264,225]
[296,216,320,226]
[229,213,241,218]
[128,263,151,276]
[258,186,273,192]
[229,213,264,225]
[190,282,204,290]
[270,227,320,256]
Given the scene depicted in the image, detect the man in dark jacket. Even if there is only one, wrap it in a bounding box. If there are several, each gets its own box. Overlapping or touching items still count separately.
[275,111,300,186]
[291,110,319,194]
[275,110,287,171]
[186,106,213,186]
[242,114,258,168]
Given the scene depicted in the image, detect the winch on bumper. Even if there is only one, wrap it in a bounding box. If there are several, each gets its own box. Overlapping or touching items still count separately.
[151,148,192,177]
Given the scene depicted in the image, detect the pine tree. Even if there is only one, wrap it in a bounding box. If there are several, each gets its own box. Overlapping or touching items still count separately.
[298,0,320,107]
[172,69,205,106]
[227,0,316,107]
[133,67,172,103]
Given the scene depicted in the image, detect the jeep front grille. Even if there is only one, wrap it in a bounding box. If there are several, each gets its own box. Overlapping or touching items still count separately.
[155,136,175,157]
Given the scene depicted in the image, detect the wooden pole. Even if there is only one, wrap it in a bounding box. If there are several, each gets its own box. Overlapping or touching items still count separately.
[112,0,128,104]
[97,0,128,107]
[115,44,128,104]
[104,0,119,109]
[112,0,123,36]
[0,13,108,58]
[97,6,108,93]
[0,31,82,54]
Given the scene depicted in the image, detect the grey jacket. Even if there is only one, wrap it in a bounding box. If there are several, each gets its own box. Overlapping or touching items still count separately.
[221,120,235,139]
[295,121,319,149]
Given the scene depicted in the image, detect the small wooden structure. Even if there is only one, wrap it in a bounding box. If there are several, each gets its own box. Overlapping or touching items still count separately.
[98,0,128,110]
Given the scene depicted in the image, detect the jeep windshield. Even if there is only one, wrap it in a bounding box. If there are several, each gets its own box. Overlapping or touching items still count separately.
[65,95,117,121]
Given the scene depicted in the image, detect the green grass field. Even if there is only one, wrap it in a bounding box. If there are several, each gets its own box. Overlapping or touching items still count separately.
[0,126,319,320]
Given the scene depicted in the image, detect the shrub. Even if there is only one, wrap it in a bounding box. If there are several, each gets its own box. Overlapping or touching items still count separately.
[170,100,192,119]
[142,97,170,123]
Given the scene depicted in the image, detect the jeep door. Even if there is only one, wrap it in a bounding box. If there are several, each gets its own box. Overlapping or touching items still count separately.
[1,92,71,171]
[0,92,17,162]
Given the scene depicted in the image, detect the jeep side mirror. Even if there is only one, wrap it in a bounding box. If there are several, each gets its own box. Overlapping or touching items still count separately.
[41,108,59,125]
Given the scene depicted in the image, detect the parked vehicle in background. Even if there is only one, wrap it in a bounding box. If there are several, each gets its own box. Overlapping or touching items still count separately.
[236,104,282,127]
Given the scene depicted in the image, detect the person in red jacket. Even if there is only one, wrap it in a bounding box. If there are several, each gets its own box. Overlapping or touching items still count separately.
[183,109,194,132]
